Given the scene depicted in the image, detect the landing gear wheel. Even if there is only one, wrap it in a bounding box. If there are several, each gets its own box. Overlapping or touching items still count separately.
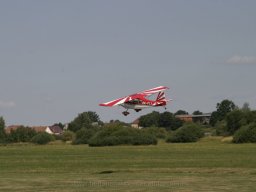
[122,111,130,116]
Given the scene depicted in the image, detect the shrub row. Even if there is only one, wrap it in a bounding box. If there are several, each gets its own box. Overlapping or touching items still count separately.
[5,126,54,145]
[88,125,157,147]
[166,123,204,143]
[31,132,55,144]
[233,123,256,143]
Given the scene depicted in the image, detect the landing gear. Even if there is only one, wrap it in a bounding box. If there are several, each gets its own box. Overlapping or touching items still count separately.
[135,109,142,112]
[122,111,130,116]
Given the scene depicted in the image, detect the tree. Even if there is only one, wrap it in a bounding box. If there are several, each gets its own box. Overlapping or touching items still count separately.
[0,117,5,130]
[0,116,6,142]
[174,110,189,116]
[241,102,250,111]
[210,111,219,126]
[220,109,256,135]
[86,111,100,123]
[225,110,244,135]
[139,111,183,130]
[8,126,37,143]
[158,112,183,131]
[216,99,236,121]
[210,99,236,126]
[139,111,160,127]
[68,111,100,132]
[193,110,203,115]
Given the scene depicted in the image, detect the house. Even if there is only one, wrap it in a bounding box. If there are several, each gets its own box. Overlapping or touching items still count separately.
[32,125,63,135]
[5,125,63,135]
[175,113,212,124]
[5,125,23,134]
[175,115,193,122]
[47,125,63,135]
[131,118,142,129]
[32,126,49,133]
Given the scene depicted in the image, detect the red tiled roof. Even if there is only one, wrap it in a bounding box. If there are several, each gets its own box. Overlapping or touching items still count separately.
[31,126,48,132]
[5,125,23,134]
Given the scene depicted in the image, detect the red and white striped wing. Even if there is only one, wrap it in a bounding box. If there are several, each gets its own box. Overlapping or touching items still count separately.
[138,86,169,97]
[99,96,129,107]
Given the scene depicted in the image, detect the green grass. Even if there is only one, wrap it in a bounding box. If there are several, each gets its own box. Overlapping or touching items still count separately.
[0,137,256,191]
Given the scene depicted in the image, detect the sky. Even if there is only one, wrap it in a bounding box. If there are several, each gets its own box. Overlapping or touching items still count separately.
[0,0,256,126]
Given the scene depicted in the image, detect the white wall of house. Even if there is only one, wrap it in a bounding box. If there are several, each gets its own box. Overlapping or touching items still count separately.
[45,127,53,134]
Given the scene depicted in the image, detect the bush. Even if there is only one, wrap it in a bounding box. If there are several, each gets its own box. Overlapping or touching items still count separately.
[61,131,75,142]
[166,123,204,143]
[139,111,183,130]
[8,126,37,143]
[31,132,54,145]
[131,133,157,145]
[0,132,7,144]
[88,125,157,147]
[233,123,256,143]
[215,121,229,136]
[142,127,168,139]
[53,134,62,141]
[72,128,98,144]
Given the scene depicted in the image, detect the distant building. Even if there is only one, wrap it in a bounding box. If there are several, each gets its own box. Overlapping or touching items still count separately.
[5,125,63,135]
[131,118,143,129]
[175,115,193,122]
[175,113,212,124]
[5,125,23,134]
[47,125,63,135]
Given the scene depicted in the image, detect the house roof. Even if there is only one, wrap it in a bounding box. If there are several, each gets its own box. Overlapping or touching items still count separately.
[131,118,140,124]
[32,126,48,132]
[49,125,63,134]
[176,113,212,118]
[5,125,23,134]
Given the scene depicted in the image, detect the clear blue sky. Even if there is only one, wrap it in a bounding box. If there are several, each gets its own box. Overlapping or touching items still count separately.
[1,0,256,126]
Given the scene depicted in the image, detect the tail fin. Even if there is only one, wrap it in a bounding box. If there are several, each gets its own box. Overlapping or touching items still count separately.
[156,91,166,101]
[156,91,172,102]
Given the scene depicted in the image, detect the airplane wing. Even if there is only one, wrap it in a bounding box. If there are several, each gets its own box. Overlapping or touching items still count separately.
[137,86,169,96]
[99,86,169,107]
[99,96,129,107]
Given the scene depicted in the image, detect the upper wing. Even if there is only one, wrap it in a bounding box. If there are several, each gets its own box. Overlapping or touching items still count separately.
[99,86,169,107]
[137,86,169,97]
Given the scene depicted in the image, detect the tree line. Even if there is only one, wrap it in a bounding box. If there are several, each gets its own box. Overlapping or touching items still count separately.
[1,99,256,145]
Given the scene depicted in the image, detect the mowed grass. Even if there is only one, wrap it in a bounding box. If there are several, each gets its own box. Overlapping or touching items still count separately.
[0,138,256,192]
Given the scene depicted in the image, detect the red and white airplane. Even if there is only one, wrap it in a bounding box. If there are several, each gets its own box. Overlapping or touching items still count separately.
[99,86,171,116]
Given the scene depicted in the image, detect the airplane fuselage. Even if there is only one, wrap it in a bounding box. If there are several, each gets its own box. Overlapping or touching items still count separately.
[120,100,166,110]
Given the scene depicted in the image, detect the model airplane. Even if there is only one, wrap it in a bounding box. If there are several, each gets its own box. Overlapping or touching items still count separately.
[99,86,171,116]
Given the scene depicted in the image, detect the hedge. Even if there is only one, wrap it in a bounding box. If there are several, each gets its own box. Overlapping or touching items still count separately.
[233,123,256,143]
[88,126,157,147]
[166,123,204,143]
[31,132,55,145]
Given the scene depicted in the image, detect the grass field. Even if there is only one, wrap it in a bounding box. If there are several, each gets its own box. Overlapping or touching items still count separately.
[0,137,256,192]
